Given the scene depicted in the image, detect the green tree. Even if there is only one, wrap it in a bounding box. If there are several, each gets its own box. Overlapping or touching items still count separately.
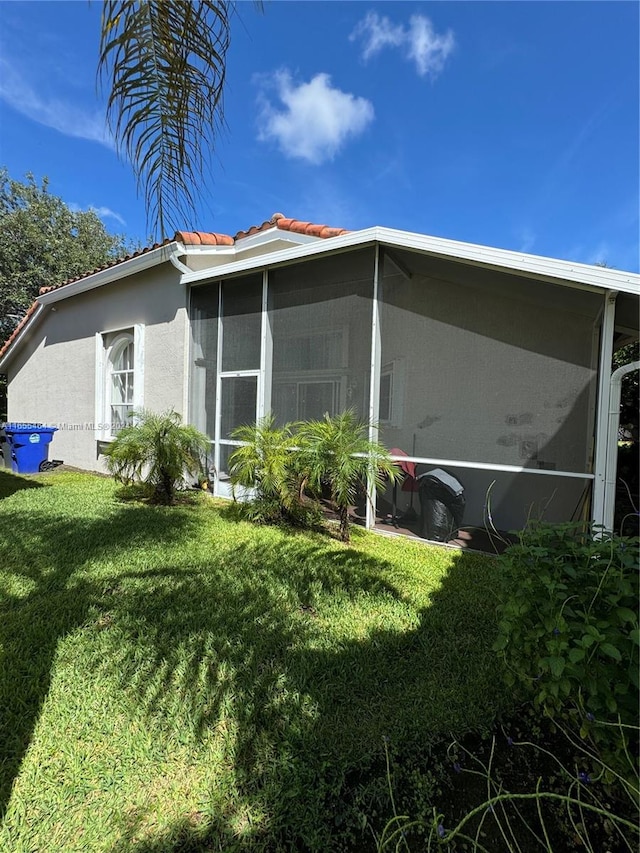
[296,410,399,543]
[103,409,210,504]
[0,170,132,342]
[613,340,639,437]
[99,1,254,239]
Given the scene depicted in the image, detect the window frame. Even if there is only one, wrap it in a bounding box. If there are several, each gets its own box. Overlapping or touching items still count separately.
[378,359,405,428]
[96,324,145,441]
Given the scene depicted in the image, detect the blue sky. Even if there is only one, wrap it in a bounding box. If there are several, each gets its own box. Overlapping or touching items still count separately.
[0,1,638,271]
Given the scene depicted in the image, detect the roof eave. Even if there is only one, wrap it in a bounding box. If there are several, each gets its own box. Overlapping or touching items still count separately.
[184,225,639,295]
[0,303,46,371]
[184,227,379,284]
[37,242,182,306]
[376,227,639,295]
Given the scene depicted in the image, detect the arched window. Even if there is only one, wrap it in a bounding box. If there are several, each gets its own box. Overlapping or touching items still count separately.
[108,333,135,432]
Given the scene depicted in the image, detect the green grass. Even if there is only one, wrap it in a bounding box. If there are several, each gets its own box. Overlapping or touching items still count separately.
[0,470,509,852]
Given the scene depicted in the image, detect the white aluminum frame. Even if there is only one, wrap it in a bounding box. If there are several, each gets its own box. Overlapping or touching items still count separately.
[591,291,618,526]
[603,359,640,532]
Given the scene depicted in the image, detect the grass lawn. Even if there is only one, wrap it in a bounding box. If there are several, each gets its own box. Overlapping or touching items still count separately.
[0,470,508,852]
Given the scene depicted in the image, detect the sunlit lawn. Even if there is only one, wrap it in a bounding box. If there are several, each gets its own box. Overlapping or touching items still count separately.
[0,470,508,852]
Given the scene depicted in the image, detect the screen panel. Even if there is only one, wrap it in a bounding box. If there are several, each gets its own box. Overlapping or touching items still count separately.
[268,248,375,425]
[220,375,258,439]
[189,284,218,439]
[221,275,262,372]
[377,462,591,535]
[378,250,602,475]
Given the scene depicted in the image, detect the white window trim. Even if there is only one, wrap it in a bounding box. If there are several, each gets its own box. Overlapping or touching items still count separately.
[95,324,145,441]
[379,359,405,428]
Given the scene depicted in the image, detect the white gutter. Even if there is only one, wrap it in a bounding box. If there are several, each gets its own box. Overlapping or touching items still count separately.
[183,228,378,284]
[168,246,192,276]
[0,303,46,371]
[592,291,619,528]
[603,359,640,532]
[37,242,185,306]
[183,225,640,295]
[377,228,640,294]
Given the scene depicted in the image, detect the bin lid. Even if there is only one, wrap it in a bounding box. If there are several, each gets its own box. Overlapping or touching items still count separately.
[417,467,464,495]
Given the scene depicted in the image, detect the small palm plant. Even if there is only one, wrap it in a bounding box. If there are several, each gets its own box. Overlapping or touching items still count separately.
[228,415,310,525]
[296,410,399,543]
[103,409,210,505]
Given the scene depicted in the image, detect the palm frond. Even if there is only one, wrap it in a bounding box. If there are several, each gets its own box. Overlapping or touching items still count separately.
[99,0,231,239]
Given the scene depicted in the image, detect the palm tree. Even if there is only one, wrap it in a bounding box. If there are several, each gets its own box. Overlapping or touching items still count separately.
[296,410,399,543]
[99,1,252,239]
[228,416,308,525]
[103,408,210,504]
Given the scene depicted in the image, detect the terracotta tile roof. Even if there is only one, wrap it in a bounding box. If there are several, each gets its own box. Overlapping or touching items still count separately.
[0,301,40,360]
[174,230,234,246]
[234,212,348,241]
[0,214,348,362]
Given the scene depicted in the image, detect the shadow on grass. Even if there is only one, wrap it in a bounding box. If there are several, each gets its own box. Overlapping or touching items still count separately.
[0,469,46,499]
[0,484,504,850]
[0,500,198,819]
[101,538,503,851]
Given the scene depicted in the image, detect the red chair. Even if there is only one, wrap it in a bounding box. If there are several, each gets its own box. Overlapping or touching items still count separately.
[387,448,419,527]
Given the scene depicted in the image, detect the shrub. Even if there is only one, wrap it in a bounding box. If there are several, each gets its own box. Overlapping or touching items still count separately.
[103,409,210,504]
[228,415,318,527]
[378,719,639,851]
[493,521,639,774]
[296,410,400,543]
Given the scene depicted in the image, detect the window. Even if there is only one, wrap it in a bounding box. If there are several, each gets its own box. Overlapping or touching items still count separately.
[96,325,144,439]
[379,361,404,427]
[109,335,135,432]
[379,366,393,423]
[273,378,343,422]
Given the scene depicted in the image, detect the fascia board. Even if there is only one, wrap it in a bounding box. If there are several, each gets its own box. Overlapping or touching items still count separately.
[175,230,319,259]
[177,243,236,256]
[376,227,640,295]
[0,303,45,371]
[182,225,639,295]
[37,243,179,306]
[233,229,320,251]
[183,228,379,284]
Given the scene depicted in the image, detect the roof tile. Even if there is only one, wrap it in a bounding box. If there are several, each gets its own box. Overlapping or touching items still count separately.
[0,301,40,360]
[1,214,348,360]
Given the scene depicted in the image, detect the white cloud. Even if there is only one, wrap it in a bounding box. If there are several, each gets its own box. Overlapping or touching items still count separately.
[0,57,113,148]
[69,203,126,227]
[256,70,374,165]
[350,12,455,78]
[516,226,536,254]
[90,206,126,226]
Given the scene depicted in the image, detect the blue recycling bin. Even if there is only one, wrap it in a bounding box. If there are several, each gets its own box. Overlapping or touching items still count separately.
[2,423,58,474]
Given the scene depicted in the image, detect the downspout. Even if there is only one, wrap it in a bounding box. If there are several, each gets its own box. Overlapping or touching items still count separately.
[168,245,192,276]
[603,359,640,532]
[168,245,194,421]
[592,291,618,528]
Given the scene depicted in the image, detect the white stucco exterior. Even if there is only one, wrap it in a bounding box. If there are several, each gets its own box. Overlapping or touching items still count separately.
[5,263,187,472]
[1,221,638,534]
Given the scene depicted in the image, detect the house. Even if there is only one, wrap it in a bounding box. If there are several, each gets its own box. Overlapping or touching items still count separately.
[1,213,638,537]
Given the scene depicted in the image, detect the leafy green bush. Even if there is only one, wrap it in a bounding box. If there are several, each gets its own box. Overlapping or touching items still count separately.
[493,521,639,773]
[228,415,319,527]
[296,410,400,543]
[229,411,399,538]
[378,718,639,852]
[103,408,210,504]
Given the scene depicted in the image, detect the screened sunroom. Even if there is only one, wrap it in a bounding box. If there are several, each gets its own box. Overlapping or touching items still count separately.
[187,234,633,544]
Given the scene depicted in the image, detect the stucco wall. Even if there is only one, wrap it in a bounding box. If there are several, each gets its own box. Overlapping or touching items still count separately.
[5,263,187,472]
